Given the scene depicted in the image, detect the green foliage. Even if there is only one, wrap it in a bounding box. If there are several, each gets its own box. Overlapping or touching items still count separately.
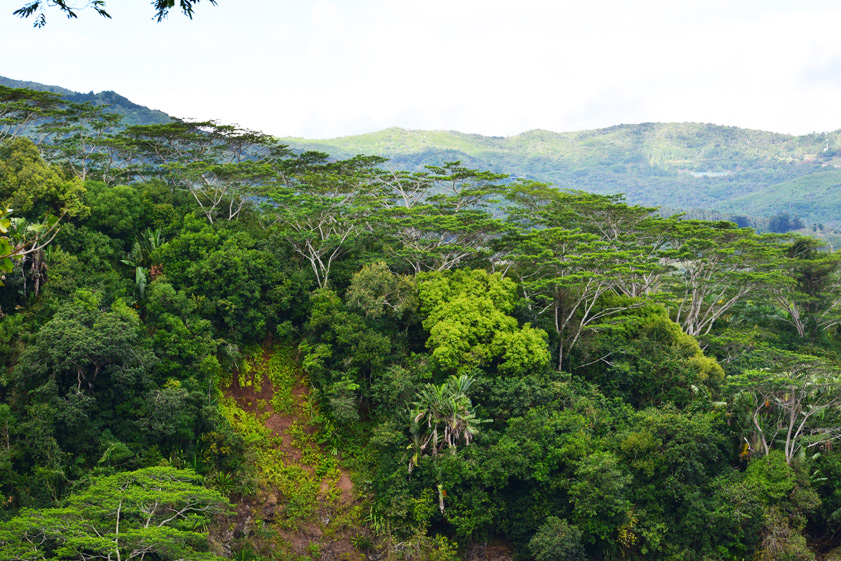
[5,294,159,474]
[157,225,308,342]
[755,506,816,561]
[0,467,230,561]
[346,261,418,319]
[615,406,732,557]
[84,181,144,240]
[528,517,586,561]
[266,152,384,288]
[3,87,841,561]
[145,279,220,383]
[745,451,796,502]
[302,287,394,408]
[0,138,87,219]
[486,405,591,484]
[577,305,724,406]
[569,451,631,544]
[418,269,549,374]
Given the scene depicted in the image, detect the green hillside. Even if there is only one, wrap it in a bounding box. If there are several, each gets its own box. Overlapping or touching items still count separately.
[4,124,841,560]
[0,75,171,126]
[4,75,837,227]
[720,169,841,225]
[280,123,841,226]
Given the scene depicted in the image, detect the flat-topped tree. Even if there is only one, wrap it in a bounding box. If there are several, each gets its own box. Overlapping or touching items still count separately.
[0,86,66,143]
[377,161,509,274]
[661,220,784,336]
[768,235,841,339]
[503,184,659,371]
[119,120,287,223]
[265,153,385,289]
[509,227,651,371]
[0,467,229,560]
[39,101,124,183]
[726,354,841,464]
[505,182,669,297]
[0,85,141,184]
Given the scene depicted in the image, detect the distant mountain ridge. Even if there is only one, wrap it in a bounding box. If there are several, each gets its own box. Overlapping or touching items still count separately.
[3,75,840,231]
[279,124,841,230]
[0,76,171,126]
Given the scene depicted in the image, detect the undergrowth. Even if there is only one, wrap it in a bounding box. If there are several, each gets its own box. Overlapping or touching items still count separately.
[219,343,368,560]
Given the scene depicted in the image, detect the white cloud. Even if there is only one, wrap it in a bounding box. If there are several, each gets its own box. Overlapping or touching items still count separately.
[2,0,841,137]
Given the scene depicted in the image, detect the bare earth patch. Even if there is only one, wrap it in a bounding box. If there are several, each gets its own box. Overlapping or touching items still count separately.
[223,345,365,560]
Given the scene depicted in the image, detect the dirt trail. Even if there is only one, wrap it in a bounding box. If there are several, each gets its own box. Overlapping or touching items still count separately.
[223,346,365,560]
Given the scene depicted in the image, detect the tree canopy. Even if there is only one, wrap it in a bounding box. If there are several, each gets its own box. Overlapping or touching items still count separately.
[0,84,840,561]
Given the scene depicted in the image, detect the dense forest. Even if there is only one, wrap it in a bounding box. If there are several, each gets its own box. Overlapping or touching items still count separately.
[1,84,841,561]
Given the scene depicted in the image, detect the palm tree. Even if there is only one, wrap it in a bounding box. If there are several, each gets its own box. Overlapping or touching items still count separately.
[121,228,165,302]
[408,374,483,514]
[408,374,481,471]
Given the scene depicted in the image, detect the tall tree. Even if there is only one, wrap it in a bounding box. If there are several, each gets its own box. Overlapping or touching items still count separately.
[508,226,648,370]
[727,356,841,464]
[505,183,668,297]
[377,162,508,274]
[0,86,65,144]
[264,153,384,288]
[120,120,286,223]
[40,102,124,183]
[769,236,841,339]
[662,220,782,336]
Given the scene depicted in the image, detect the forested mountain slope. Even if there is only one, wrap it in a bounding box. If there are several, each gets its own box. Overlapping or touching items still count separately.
[3,83,841,561]
[4,75,840,229]
[281,123,841,227]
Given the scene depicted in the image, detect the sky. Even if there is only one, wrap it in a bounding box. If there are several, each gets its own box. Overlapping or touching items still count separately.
[2,0,841,139]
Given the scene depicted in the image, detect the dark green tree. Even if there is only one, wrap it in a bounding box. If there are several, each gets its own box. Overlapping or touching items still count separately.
[528,517,586,561]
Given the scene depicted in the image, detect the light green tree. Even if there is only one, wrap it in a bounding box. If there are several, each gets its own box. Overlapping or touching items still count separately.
[417,269,549,374]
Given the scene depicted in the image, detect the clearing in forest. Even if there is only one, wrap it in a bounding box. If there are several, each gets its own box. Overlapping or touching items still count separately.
[219,344,366,560]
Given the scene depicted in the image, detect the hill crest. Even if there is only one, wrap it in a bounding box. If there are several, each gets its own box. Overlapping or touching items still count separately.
[0,75,172,126]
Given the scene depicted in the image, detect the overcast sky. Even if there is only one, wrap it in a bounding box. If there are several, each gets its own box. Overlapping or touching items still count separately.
[2,0,841,139]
